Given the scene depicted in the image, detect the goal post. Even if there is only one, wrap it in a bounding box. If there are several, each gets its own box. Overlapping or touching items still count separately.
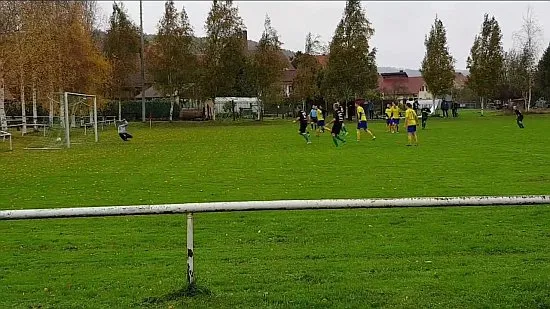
[21,91,100,150]
[63,92,98,148]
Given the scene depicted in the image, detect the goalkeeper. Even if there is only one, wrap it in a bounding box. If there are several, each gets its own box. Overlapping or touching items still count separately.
[118,119,133,141]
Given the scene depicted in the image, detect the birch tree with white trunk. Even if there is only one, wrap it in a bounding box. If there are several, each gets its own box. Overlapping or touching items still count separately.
[513,6,543,111]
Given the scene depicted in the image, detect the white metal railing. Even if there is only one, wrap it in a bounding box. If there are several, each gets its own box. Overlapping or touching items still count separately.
[1,195,549,285]
[0,130,12,151]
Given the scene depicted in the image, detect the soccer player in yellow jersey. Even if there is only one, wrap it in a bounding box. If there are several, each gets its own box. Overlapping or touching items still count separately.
[355,102,376,141]
[384,103,392,132]
[390,102,401,133]
[404,102,419,146]
[315,106,328,136]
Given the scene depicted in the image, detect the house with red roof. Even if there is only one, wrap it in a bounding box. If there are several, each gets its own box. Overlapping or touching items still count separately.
[378,70,468,101]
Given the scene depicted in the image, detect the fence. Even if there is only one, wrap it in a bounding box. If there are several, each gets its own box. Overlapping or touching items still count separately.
[1,195,548,286]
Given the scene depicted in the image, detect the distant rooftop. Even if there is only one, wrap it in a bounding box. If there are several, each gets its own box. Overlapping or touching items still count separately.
[380,71,408,78]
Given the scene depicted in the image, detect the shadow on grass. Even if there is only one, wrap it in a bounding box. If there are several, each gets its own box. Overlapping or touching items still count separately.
[141,284,212,306]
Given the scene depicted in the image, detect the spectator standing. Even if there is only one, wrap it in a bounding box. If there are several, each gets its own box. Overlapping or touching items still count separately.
[451,101,459,117]
[367,101,375,120]
[441,100,449,117]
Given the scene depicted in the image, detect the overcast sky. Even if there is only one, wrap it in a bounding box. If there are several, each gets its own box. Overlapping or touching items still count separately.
[96,1,550,70]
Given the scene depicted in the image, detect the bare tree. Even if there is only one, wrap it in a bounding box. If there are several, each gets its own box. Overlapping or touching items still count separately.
[513,5,543,111]
[305,32,322,55]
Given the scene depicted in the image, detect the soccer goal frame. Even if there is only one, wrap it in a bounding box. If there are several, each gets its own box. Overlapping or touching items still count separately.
[63,92,98,148]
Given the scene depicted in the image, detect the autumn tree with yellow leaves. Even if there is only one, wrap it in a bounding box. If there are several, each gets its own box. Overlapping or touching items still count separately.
[0,0,110,131]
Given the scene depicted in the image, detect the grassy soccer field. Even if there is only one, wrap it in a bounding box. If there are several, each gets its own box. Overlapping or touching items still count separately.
[1,111,550,308]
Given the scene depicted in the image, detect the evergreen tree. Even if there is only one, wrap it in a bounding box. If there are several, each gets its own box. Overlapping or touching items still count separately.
[251,14,286,118]
[324,0,377,104]
[104,2,140,100]
[466,14,504,115]
[536,43,550,102]
[202,0,246,99]
[420,17,455,106]
[149,1,197,121]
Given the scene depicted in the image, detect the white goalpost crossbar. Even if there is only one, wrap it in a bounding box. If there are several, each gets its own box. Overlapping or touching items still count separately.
[1,195,549,286]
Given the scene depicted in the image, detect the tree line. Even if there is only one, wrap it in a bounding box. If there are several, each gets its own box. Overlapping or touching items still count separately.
[2,0,550,130]
[422,7,550,113]
[0,1,109,132]
[0,0,380,126]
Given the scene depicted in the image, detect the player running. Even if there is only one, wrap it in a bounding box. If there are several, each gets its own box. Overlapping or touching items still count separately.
[315,105,328,136]
[327,103,347,147]
[309,105,318,130]
[404,103,419,146]
[337,102,348,136]
[513,106,525,128]
[355,101,376,142]
[294,109,312,144]
[421,106,430,129]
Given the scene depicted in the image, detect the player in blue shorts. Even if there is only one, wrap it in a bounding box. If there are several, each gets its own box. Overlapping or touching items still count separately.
[385,104,392,132]
[314,105,330,136]
[355,101,376,141]
[404,103,419,146]
[390,102,401,133]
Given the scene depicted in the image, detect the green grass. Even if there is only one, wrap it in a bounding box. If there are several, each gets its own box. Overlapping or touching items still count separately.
[1,111,550,308]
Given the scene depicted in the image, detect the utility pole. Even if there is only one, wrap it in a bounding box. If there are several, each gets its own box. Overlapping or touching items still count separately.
[140,0,146,122]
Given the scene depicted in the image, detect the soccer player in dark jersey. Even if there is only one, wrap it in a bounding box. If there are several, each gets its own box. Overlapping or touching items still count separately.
[338,104,349,136]
[513,106,525,128]
[294,109,312,143]
[327,103,347,147]
[421,107,430,129]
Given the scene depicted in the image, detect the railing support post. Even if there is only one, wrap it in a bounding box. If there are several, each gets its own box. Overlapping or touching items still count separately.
[187,212,194,286]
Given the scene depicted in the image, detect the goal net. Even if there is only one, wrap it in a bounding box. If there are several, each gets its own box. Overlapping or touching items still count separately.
[25,92,98,150]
